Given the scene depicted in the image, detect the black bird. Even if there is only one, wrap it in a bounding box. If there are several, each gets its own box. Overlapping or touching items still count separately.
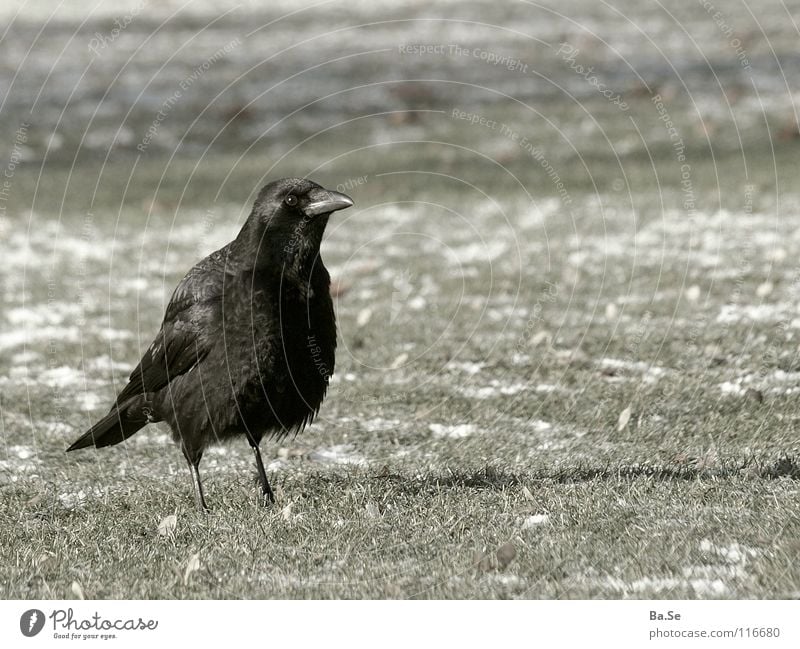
[67,178,353,510]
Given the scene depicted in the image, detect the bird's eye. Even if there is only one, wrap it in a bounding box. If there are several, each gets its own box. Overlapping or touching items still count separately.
[284,194,298,207]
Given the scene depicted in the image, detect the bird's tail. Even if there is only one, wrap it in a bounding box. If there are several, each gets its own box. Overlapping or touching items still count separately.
[66,397,151,452]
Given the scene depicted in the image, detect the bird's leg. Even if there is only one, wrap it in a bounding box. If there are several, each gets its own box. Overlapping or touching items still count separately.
[245,432,275,505]
[189,462,209,512]
[183,449,209,512]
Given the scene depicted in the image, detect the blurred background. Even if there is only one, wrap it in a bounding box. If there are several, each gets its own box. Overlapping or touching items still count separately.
[0,0,797,207]
[2,0,800,598]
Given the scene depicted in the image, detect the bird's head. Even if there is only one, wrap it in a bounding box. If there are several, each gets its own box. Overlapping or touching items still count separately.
[242,177,353,272]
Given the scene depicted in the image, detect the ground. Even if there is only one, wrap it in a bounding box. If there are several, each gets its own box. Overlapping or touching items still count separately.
[1,0,799,599]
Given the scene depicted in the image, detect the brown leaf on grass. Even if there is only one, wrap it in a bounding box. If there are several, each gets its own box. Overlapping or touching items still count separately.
[745,388,764,404]
[496,542,517,569]
[473,543,518,572]
[473,550,493,572]
[183,553,201,586]
[157,514,177,537]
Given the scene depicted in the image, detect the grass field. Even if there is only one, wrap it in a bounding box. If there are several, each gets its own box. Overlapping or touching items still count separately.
[2,0,800,599]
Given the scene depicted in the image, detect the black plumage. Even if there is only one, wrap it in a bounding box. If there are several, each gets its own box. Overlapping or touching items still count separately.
[67,178,353,510]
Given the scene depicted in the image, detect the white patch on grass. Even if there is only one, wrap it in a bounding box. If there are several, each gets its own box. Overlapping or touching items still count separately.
[716,303,792,324]
[459,380,528,399]
[488,574,525,587]
[10,445,34,460]
[86,355,133,373]
[76,392,102,411]
[522,513,549,528]
[718,370,800,396]
[58,487,104,509]
[98,328,133,341]
[0,326,80,350]
[46,421,73,436]
[429,423,476,438]
[598,358,667,383]
[683,564,746,580]
[600,575,728,597]
[361,418,401,433]
[133,432,170,446]
[39,366,83,387]
[11,350,40,365]
[119,277,149,292]
[446,361,486,375]
[6,303,81,327]
[309,444,366,466]
[446,241,508,265]
[699,539,758,564]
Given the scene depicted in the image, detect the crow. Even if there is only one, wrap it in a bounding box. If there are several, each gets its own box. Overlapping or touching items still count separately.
[67,178,353,511]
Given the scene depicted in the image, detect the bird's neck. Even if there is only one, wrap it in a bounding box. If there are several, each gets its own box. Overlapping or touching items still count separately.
[241,217,328,277]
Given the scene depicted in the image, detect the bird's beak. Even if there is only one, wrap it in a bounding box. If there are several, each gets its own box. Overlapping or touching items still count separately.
[305,189,354,216]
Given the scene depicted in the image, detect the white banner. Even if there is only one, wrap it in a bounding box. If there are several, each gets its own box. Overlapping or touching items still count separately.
[1,600,797,648]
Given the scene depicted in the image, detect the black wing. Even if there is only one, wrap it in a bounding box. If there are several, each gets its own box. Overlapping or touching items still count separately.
[114,247,233,405]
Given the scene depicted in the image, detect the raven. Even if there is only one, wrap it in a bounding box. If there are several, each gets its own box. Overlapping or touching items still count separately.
[67,178,353,510]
